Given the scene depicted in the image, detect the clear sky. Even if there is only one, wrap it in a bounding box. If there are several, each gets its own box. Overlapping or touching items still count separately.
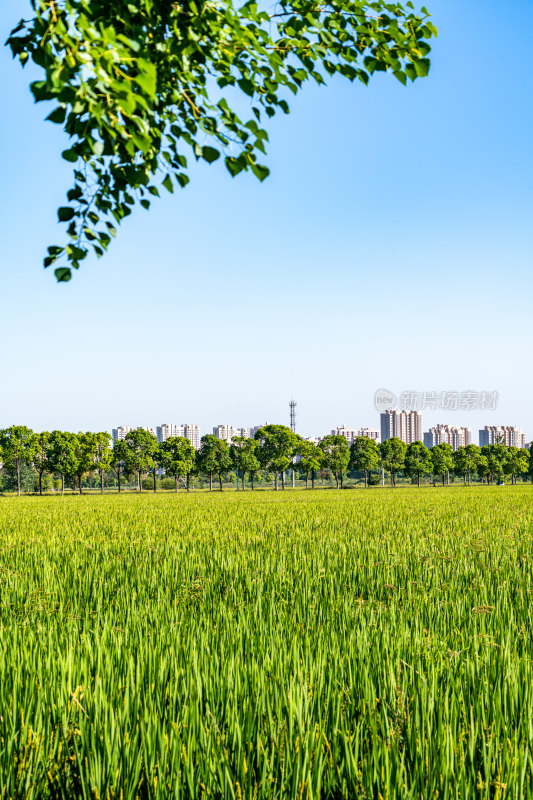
[1,0,532,439]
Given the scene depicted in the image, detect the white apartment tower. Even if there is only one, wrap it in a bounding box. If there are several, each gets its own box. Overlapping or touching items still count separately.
[112,426,134,442]
[479,426,526,448]
[156,424,201,449]
[213,425,251,443]
[332,426,381,445]
[112,426,156,442]
[380,410,423,444]
[423,424,473,450]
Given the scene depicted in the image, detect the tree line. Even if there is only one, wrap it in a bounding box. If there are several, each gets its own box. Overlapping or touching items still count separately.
[0,425,531,496]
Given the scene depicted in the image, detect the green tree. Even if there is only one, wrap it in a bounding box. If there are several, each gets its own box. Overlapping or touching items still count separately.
[453,444,481,486]
[123,429,159,492]
[111,439,130,493]
[380,438,407,487]
[405,441,432,487]
[430,443,454,487]
[476,453,490,484]
[297,440,324,489]
[198,436,232,492]
[504,447,529,485]
[7,2,436,282]
[148,442,163,493]
[230,437,261,491]
[1,462,36,494]
[46,430,78,494]
[0,426,36,496]
[72,432,99,494]
[255,425,299,491]
[481,444,507,485]
[93,432,113,493]
[350,436,380,488]
[161,436,196,492]
[319,435,350,489]
[31,431,51,495]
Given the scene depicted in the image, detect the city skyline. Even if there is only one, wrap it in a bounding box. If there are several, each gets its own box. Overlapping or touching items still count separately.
[108,412,529,450]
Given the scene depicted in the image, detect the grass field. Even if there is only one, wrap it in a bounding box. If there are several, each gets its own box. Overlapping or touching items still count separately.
[1,488,532,799]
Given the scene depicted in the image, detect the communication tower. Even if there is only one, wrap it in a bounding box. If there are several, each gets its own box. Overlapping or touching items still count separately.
[289,399,297,434]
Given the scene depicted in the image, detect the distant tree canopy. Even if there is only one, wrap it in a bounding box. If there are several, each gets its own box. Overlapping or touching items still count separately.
[7,0,437,281]
[1,425,530,494]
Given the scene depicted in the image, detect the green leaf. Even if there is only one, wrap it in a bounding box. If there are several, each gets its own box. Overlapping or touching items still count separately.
[393,70,407,86]
[58,207,75,222]
[250,163,270,182]
[46,107,66,124]
[162,175,174,194]
[55,268,72,282]
[202,147,220,164]
[414,59,431,78]
[61,149,78,163]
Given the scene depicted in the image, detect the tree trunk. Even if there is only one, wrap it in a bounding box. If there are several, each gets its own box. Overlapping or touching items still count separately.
[39,471,43,496]
[61,474,65,495]
[138,471,142,493]
[340,472,344,489]
[391,471,395,488]
[209,471,213,492]
[100,472,104,494]
[251,474,254,491]
[219,473,223,492]
[187,473,190,492]
[274,471,279,491]
[281,471,285,490]
[311,470,315,490]
[175,476,179,493]
[417,472,420,488]
[442,473,445,487]
[153,471,157,493]
[335,471,339,489]
[364,469,368,488]
[79,475,83,495]
[305,473,309,489]
[242,472,245,491]
[17,461,21,497]
[118,470,121,493]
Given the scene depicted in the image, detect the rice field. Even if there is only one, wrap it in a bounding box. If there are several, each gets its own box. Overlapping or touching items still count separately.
[1,487,532,799]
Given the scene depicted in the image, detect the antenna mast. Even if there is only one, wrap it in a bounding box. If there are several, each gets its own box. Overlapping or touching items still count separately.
[289,399,297,434]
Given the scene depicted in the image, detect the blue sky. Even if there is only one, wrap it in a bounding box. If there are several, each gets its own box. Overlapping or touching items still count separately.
[0,0,532,439]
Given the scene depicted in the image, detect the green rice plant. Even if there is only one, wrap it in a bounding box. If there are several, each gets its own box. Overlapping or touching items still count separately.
[0,487,532,798]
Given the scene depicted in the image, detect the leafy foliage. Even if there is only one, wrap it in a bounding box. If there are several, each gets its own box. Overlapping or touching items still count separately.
[7,0,437,280]
[349,435,380,487]
[319,434,350,488]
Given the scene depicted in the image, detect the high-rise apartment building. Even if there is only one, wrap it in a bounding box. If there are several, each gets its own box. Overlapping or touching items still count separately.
[213,424,237,443]
[380,410,422,444]
[479,426,526,448]
[213,425,251,443]
[250,424,268,438]
[156,423,201,449]
[423,424,473,451]
[331,426,381,445]
[112,426,134,442]
[112,425,156,442]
